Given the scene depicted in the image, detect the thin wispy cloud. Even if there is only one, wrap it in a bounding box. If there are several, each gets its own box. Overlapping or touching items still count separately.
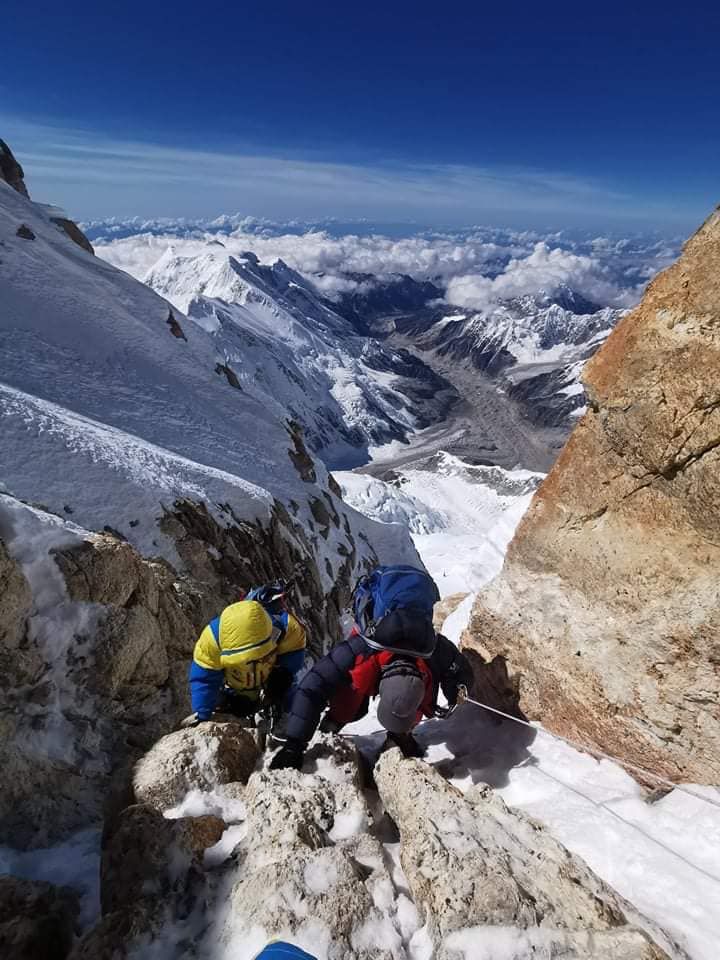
[0,113,686,229]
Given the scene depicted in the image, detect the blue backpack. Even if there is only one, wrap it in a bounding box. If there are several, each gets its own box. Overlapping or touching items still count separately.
[353,564,440,636]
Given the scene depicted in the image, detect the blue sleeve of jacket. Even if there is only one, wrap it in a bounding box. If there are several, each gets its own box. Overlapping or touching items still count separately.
[276,648,306,678]
[189,661,224,720]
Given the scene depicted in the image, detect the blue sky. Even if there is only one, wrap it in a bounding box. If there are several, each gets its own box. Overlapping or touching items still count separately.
[1,0,718,231]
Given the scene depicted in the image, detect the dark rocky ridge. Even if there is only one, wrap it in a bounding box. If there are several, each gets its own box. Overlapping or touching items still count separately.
[0,139,29,198]
[331,274,616,471]
[0,137,94,254]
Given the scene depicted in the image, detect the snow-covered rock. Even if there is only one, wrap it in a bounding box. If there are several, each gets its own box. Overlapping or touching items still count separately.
[219,765,403,960]
[375,750,681,959]
[132,723,259,811]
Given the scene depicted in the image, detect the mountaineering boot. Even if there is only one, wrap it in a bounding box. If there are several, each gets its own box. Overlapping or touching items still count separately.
[319,714,343,734]
[269,738,305,771]
[386,731,426,759]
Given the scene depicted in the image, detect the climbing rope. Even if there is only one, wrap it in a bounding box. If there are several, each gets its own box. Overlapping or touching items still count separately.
[455,686,720,812]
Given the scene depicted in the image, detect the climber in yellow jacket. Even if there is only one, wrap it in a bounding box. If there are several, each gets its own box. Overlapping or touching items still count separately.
[187,582,307,724]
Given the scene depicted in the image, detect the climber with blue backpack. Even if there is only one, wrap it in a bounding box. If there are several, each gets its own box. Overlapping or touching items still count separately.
[270,564,474,771]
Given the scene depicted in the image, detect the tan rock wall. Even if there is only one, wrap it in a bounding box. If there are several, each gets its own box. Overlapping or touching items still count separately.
[0,488,367,846]
[465,209,720,785]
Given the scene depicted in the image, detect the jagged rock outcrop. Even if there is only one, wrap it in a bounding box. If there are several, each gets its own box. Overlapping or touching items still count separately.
[160,497,363,656]
[0,539,32,657]
[0,515,202,846]
[0,139,29,197]
[464,208,720,785]
[220,759,402,959]
[432,592,469,630]
[133,722,259,810]
[77,728,394,960]
[50,217,94,255]
[375,751,681,959]
[0,487,369,847]
[73,721,687,959]
[100,804,201,915]
[70,803,215,960]
[287,418,318,483]
[1,137,94,252]
[0,876,79,960]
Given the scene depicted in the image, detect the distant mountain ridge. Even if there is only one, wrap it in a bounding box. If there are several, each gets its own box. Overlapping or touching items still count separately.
[143,246,459,468]
[332,277,621,434]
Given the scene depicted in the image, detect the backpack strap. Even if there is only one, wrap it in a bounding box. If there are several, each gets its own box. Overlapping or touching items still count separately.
[271,610,289,642]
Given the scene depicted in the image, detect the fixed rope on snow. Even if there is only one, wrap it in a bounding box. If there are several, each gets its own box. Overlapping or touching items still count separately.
[454,685,720,812]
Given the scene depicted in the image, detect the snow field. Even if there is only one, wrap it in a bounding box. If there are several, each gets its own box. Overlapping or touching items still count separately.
[338,453,542,597]
[432,597,720,960]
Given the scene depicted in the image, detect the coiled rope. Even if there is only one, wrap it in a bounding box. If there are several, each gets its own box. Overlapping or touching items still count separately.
[456,687,720,812]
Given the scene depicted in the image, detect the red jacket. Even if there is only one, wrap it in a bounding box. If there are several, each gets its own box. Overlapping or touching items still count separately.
[327,648,435,726]
[285,629,474,746]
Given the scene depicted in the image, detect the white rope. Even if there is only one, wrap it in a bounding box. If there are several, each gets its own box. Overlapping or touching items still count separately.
[459,692,720,812]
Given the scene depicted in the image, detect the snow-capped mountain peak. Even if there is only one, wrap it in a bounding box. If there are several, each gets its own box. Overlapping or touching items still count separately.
[141,242,458,468]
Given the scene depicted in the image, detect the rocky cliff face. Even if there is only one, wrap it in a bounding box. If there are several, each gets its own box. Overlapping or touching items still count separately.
[0,487,375,848]
[464,208,720,785]
[0,137,93,252]
[0,139,29,197]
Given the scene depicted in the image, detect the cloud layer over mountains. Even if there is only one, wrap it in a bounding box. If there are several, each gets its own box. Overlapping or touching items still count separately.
[88,216,681,312]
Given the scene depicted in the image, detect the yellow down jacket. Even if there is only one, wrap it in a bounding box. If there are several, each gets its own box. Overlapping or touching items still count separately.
[190,600,306,718]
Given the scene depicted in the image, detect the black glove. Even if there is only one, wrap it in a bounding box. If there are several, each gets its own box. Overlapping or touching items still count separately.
[218,692,258,719]
[319,714,343,734]
[269,739,305,771]
[387,732,426,759]
[264,666,293,705]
